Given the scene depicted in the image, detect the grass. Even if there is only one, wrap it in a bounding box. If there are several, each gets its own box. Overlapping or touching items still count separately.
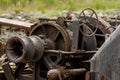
[0,0,120,16]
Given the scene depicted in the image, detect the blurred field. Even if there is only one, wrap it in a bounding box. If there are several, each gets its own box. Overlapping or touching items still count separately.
[0,0,120,16]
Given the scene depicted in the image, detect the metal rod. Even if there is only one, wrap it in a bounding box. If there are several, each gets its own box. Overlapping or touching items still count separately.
[45,50,97,54]
[65,68,87,76]
[38,17,75,22]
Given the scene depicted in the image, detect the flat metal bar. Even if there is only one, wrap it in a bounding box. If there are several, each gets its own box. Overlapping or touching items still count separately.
[33,60,41,80]
[2,61,15,80]
[70,21,80,51]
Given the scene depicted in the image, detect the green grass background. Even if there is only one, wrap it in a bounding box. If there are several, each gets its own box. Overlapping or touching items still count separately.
[0,0,120,15]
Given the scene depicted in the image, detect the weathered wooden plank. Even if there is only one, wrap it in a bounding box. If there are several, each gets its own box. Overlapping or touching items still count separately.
[0,18,35,31]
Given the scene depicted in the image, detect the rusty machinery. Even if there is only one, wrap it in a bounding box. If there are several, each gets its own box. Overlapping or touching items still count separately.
[0,8,112,80]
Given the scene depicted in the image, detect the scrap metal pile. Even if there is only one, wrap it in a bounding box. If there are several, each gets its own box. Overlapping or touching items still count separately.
[0,8,120,80]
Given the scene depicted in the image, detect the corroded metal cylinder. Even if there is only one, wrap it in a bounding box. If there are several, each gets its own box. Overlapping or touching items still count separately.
[6,36,44,63]
[29,35,44,61]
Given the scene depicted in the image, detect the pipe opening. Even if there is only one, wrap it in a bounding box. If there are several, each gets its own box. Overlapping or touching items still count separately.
[6,37,24,62]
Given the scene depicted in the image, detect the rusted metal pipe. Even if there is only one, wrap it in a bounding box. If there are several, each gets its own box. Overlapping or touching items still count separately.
[47,68,87,80]
[5,36,44,63]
